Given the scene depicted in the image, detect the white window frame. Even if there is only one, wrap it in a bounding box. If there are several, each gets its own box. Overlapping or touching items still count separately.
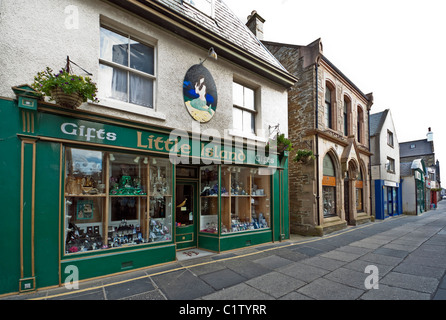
[97,24,165,120]
[232,82,258,136]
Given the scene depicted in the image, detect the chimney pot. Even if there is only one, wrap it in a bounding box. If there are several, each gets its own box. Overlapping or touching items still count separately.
[246,10,265,41]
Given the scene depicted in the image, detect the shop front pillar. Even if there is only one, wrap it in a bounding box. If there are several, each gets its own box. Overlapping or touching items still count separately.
[18,137,38,292]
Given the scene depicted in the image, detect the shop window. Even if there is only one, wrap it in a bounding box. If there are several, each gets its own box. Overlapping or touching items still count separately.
[64,147,172,255]
[200,165,219,233]
[199,165,271,234]
[233,82,256,135]
[99,26,155,109]
[322,154,337,217]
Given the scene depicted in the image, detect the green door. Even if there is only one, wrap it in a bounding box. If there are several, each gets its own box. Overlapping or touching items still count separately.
[175,181,198,250]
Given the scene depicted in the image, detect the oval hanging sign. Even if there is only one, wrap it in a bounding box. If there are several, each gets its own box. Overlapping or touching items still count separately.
[183,64,218,123]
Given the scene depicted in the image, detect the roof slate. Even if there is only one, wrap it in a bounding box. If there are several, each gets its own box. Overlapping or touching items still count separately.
[155,0,287,71]
[369,110,389,137]
[400,139,433,158]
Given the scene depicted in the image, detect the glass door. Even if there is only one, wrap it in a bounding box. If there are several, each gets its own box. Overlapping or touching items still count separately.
[175,181,198,250]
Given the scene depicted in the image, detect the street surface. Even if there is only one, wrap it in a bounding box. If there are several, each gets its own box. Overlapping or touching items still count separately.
[3,202,446,301]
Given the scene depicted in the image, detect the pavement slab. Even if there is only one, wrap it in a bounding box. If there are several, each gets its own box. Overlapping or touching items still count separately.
[297,277,364,300]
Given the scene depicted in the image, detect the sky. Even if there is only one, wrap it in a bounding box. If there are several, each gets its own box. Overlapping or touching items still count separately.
[223,0,446,182]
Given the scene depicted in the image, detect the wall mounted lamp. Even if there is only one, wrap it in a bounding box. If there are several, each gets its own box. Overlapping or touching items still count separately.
[200,47,218,65]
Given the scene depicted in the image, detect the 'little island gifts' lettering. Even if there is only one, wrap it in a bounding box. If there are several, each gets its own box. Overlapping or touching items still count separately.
[137,131,185,154]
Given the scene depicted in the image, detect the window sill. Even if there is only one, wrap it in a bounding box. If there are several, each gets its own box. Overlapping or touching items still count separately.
[228,129,268,143]
[90,98,166,121]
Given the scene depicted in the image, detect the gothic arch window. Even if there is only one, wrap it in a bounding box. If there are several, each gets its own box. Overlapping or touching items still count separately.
[357,105,364,143]
[325,82,335,130]
[343,95,351,136]
[322,153,337,217]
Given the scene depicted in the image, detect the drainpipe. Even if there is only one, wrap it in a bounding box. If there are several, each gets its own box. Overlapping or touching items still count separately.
[368,109,373,219]
[315,63,321,226]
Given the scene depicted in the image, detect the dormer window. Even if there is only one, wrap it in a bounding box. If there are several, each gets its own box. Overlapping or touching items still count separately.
[183,0,215,18]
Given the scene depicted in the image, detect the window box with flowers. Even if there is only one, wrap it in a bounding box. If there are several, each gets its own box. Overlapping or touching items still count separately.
[32,67,99,109]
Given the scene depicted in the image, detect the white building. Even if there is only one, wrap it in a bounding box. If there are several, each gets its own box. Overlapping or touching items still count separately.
[370,109,402,219]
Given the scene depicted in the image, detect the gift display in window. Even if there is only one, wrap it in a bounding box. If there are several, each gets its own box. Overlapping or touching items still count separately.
[109,154,148,196]
[65,197,106,253]
[200,166,219,233]
[64,148,174,254]
[64,148,107,254]
[148,158,173,242]
[65,148,106,196]
[220,166,271,234]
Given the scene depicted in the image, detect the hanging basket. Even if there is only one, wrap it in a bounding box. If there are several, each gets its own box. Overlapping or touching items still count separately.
[51,88,84,109]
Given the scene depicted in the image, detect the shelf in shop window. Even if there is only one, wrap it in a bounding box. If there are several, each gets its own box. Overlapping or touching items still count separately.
[65,193,107,198]
[109,194,148,197]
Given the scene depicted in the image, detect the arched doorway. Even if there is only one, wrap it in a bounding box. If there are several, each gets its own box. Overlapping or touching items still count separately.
[344,160,358,225]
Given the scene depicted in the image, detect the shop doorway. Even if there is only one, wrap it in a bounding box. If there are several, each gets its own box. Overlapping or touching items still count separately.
[175,181,198,251]
[344,178,351,225]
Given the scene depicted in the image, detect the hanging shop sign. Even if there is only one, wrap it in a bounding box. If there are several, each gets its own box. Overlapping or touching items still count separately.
[183,64,218,123]
[32,112,277,167]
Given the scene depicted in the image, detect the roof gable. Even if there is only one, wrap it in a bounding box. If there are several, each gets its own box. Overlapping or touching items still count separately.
[370,110,389,137]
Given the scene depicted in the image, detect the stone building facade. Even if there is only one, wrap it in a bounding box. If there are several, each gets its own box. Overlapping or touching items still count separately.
[263,38,374,236]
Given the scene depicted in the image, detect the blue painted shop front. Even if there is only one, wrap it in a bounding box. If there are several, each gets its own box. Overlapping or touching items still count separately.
[374,180,402,220]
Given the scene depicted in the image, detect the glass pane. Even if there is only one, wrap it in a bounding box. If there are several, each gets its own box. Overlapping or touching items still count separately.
[130,39,154,75]
[323,186,336,216]
[200,166,219,234]
[233,82,244,107]
[244,87,255,110]
[325,87,331,103]
[176,184,194,226]
[243,111,255,134]
[109,153,149,247]
[149,158,173,243]
[99,64,128,103]
[129,73,153,108]
[233,107,243,131]
[323,154,335,177]
[221,166,271,234]
[356,188,363,212]
[251,168,271,231]
[100,27,129,67]
[64,148,106,254]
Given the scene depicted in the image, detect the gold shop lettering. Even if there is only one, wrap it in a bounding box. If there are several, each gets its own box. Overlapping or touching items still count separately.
[61,123,117,142]
[201,143,246,162]
[137,131,183,154]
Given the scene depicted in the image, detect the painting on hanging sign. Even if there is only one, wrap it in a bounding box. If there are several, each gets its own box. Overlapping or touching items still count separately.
[183,64,218,123]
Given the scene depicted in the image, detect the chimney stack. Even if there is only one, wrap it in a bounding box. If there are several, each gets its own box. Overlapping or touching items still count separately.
[246,10,265,40]
[427,127,434,142]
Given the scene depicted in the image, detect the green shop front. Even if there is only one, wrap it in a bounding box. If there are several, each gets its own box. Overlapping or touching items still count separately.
[0,87,290,296]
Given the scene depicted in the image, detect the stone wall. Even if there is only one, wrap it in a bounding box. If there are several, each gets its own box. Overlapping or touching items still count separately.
[265,40,373,236]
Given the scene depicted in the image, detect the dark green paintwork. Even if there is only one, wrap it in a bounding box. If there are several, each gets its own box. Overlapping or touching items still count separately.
[0,97,290,296]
